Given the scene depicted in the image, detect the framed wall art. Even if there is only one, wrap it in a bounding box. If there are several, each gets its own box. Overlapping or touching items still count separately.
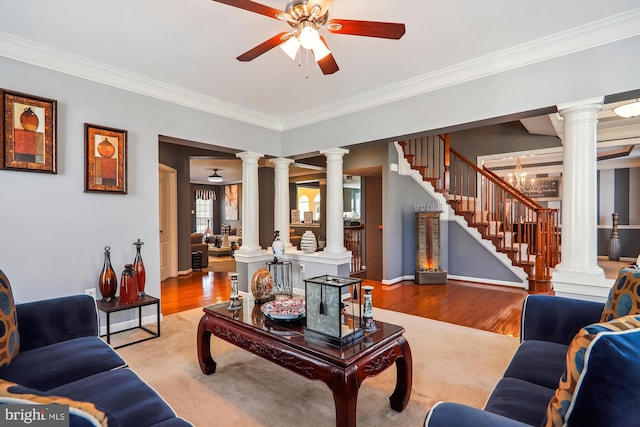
[85,123,127,194]
[1,89,57,173]
[225,184,238,220]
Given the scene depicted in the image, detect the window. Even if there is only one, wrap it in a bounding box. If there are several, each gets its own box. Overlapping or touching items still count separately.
[195,190,215,234]
[298,195,309,217]
[314,193,321,221]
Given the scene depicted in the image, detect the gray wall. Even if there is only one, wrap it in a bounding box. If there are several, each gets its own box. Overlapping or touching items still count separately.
[447,221,521,282]
[450,121,562,162]
[258,167,275,249]
[364,176,383,281]
[598,167,640,258]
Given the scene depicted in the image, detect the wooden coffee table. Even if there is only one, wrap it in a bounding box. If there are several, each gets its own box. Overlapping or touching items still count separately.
[197,300,412,427]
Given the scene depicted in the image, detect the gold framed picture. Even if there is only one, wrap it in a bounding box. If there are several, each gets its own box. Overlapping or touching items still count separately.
[85,123,127,194]
[1,89,57,173]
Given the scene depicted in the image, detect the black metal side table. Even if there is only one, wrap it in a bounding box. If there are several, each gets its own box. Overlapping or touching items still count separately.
[96,294,160,349]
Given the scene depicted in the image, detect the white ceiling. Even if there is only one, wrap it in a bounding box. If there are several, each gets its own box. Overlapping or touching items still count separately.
[1,0,638,184]
[1,0,638,128]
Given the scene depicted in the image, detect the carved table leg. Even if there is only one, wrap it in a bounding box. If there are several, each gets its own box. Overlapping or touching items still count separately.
[197,314,217,374]
[389,336,412,411]
[331,366,360,427]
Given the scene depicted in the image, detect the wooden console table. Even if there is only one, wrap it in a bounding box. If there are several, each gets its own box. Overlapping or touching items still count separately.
[96,294,160,349]
[197,301,412,427]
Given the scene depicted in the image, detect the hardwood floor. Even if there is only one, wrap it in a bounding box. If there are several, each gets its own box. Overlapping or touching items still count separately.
[162,269,527,338]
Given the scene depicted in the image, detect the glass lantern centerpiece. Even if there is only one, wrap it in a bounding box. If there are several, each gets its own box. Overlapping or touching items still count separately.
[304,275,363,345]
[415,209,448,284]
[266,258,293,300]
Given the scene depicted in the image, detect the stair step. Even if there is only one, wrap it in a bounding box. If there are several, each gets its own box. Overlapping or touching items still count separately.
[497,247,519,255]
[412,165,426,175]
[472,223,488,234]
[424,177,439,186]
[485,235,503,246]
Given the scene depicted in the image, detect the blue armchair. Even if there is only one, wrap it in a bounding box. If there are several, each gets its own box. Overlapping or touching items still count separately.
[425,290,640,427]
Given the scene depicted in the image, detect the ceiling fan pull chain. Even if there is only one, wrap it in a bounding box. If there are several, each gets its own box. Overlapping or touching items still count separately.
[305,49,310,79]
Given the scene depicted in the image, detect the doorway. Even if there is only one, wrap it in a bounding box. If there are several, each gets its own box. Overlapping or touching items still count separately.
[159,164,178,280]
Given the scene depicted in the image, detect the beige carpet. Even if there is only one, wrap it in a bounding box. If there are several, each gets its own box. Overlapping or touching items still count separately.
[207,256,236,272]
[117,307,519,427]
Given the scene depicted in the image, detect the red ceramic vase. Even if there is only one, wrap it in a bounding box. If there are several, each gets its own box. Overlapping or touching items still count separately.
[119,264,138,305]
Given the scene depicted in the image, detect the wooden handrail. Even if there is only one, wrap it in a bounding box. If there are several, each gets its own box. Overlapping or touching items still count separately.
[449,147,540,210]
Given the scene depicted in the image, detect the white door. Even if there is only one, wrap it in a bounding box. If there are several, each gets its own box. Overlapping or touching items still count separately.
[159,165,177,280]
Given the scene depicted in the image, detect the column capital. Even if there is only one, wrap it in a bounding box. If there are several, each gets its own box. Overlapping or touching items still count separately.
[270,157,294,168]
[320,147,349,159]
[557,97,604,116]
[236,151,264,163]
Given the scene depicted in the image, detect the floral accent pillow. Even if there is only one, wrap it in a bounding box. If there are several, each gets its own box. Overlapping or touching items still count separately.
[0,270,20,367]
[601,267,640,322]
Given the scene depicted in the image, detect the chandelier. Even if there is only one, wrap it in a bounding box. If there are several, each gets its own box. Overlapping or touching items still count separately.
[508,157,527,191]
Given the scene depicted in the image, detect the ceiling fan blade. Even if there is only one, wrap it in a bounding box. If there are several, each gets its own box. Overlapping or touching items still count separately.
[327,19,406,39]
[317,36,339,75]
[236,32,291,61]
[211,0,284,20]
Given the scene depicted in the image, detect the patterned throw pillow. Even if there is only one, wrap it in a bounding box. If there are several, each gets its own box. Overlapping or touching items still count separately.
[600,267,640,322]
[0,270,19,367]
[545,315,640,427]
[0,379,110,427]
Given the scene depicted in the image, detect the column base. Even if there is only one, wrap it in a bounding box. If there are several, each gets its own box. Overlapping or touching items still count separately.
[318,248,351,260]
[552,266,613,302]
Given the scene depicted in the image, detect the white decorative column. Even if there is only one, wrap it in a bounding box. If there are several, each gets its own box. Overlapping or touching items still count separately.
[552,97,610,301]
[270,157,294,248]
[235,151,264,254]
[320,148,349,256]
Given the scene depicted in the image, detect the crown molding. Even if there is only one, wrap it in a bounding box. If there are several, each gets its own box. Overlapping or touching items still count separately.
[280,8,640,130]
[1,8,638,133]
[0,32,282,131]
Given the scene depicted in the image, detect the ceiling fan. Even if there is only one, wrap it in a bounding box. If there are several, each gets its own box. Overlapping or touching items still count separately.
[212,0,406,75]
[207,169,224,182]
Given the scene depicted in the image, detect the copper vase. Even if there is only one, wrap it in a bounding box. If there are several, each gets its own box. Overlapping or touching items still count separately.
[98,246,117,302]
[133,239,146,296]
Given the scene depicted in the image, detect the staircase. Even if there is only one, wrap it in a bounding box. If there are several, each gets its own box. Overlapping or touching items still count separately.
[398,135,560,293]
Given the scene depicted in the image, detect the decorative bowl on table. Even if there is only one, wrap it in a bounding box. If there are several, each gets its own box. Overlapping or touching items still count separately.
[260,298,306,322]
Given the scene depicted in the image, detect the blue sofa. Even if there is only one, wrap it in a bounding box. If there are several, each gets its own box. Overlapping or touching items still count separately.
[0,293,191,427]
[424,289,640,427]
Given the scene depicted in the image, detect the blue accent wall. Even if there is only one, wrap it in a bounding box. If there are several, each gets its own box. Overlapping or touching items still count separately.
[447,221,522,282]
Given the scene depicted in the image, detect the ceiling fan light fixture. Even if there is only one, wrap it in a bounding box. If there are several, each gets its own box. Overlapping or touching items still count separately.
[207,169,223,183]
[613,99,640,118]
[280,36,300,60]
[311,38,331,61]
[299,24,319,49]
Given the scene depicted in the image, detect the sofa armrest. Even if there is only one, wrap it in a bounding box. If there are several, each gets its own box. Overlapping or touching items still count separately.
[16,295,98,352]
[424,402,532,427]
[521,295,604,345]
